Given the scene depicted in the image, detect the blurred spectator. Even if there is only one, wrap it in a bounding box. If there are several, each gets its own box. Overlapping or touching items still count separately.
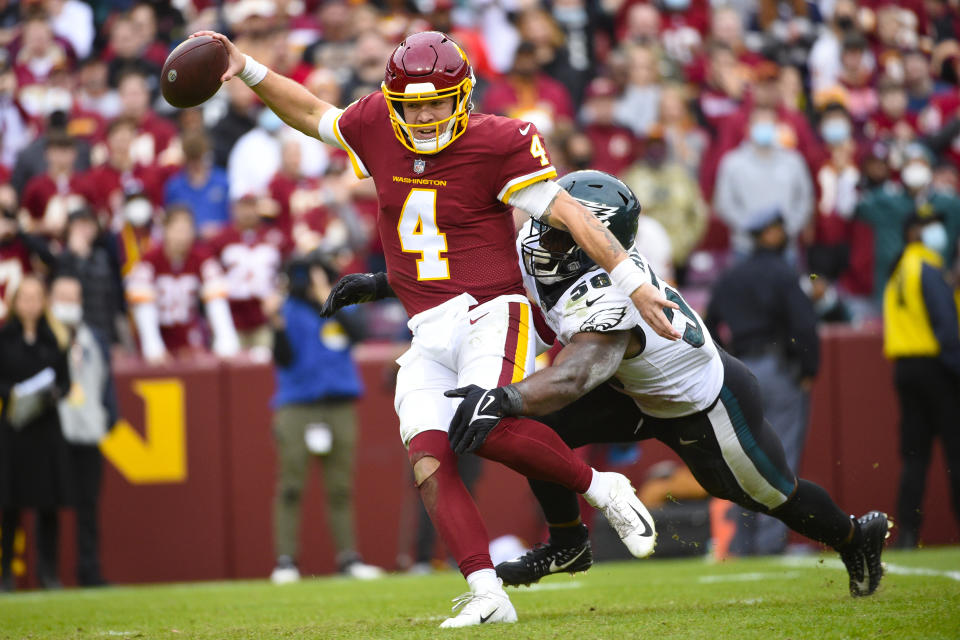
[903,49,934,114]
[20,133,89,239]
[713,105,814,253]
[697,43,748,132]
[856,143,960,302]
[75,57,121,120]
[518,7,591,107]
[811,105,859,279]
[103,12,161,89]
[0,60,31,170]
[482,40,574,136]
[208,195,288,350]
[686,6,765,85]
[341,31,392,104]
[265,252,383,583]
[0,275,71,592]
[116,70,178,167]
[55,209,126,345]
[803,247,853,324]
[164,130,230,238]
[46,0,95,60]
[11,110,92,195]
[0,198,56,322]
[658,83,708,176]
[836,33,878,126]
[865,78,918,153]
[85,117,164,230]
[209,79,258,169]
[12,12,74,90]
[127,3,171,69]
[756,0,816,69]
[613,44,662,137]
[883,211,960,549]
[808,0,865,93]
[618,0,709,67]
[623,128,707,279]
[114,191,158,277]
[125,206,239,362]
[580,77,636,176]
[706,209,819,556]
[49,272,115,587]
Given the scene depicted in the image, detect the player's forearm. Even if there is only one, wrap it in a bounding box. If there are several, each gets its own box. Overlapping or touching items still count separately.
[545,190,630,274]
[250,70,334,140]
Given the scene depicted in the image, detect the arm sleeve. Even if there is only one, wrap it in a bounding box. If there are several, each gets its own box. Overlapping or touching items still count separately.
[493,122,558,205]
[921,263,960,377]
[19,232,57,269]
[507,179,563,221]
[132,302,167,360]
[205,297,240,357]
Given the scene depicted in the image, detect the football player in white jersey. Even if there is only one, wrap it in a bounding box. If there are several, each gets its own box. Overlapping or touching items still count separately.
[444,171,891,598]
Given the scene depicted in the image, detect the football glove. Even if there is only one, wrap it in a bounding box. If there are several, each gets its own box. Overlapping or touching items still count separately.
[320,272,392,317]
[445,385,507,454]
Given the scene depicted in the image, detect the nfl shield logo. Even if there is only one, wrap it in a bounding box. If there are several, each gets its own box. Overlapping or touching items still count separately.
[413,158,426,174]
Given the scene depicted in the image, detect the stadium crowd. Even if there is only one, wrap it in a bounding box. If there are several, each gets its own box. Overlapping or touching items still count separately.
[0,0,959,349]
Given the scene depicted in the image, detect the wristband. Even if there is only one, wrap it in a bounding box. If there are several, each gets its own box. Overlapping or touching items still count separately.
[609,258,650,297]
[500,384,524,416]
[238,54,268,87]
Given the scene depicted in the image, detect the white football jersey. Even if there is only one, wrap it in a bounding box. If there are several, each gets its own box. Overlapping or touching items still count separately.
[519,226,723,418]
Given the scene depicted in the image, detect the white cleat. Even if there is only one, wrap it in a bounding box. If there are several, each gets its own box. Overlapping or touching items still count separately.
[438,584,518,628]
[270,565,300,585]
[585,471,657,558]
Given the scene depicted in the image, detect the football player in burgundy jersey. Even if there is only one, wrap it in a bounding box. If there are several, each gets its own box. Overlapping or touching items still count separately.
[191,29,679,627]
[125,206,240,362]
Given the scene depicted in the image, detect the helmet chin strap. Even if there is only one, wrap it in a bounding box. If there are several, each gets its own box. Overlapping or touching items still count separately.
[411,124,455,153]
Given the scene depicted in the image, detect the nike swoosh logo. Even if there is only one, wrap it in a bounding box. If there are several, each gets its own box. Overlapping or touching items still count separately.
[479,394,496,414]
[631,505,653,537]
[548,546,587,573]
[678,437,698,445]
[469,312,489,325]
[480,608,498,623]
[585,296,603,307]
[519,123,531,135]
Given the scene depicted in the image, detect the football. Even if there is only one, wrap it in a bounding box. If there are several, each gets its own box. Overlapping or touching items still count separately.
[160,36,229,109]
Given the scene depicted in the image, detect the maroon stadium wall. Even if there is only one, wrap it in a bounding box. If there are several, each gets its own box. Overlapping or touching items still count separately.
[5,328,957,587]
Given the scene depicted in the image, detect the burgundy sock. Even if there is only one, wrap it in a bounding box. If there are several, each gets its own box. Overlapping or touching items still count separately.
[408,430,493,578]
[476,416,593,493]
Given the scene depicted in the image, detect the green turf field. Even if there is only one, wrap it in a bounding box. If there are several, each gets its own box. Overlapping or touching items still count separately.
[1,548,958,640]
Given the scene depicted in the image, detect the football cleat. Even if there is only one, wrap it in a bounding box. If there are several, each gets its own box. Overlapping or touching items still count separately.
[439,584,518,628]
[270,556,300,585]
[341,560,385,580]
[839,511,892,597]
[584,472,657,558]
[496,537,593,587]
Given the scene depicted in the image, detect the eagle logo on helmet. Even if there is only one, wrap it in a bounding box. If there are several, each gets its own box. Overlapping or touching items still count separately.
[381,31,475,155]
[572,197,620,224]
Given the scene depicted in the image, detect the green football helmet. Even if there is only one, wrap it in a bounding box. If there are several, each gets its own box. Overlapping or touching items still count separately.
[521,170,641,285]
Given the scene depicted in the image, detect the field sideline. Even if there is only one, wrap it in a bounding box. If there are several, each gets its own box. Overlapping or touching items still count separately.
[1,548,958,639]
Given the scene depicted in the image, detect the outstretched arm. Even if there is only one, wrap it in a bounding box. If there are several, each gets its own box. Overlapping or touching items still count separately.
[542,190,680,340]
[190,31,336,140]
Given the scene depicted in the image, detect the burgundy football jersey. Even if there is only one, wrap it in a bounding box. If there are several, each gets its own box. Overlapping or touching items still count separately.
[21,173,91,234]
[208,225,289,331]
[82,164,165,230]
[0,238,32,321]
[335,92,557,317]
[125,244,227,352]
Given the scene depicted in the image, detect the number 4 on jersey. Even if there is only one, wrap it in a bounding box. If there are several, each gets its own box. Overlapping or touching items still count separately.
[398,188,450,280]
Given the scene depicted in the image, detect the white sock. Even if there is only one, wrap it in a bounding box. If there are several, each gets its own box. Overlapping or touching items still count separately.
[466,568,500,594]
[583,469,613,507]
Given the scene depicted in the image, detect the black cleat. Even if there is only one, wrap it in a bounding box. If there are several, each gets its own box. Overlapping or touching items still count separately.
[496,538,593,587]
[839,511,892,597]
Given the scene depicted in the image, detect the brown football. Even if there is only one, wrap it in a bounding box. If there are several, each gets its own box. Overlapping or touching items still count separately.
[161,36,229,109]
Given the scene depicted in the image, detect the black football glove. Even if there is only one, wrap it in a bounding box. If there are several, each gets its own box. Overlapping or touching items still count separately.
[445,385,507,454]
[320,272,392,317]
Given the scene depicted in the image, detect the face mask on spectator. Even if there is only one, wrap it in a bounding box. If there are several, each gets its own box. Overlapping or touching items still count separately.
[821,119,851,145]
[902,162,932,190]
[749,121,776,147]
[663,0,691,10]
[920,222,948,253]
[258,108,284,133]
[51,302,82,327]
[124,197,152,227]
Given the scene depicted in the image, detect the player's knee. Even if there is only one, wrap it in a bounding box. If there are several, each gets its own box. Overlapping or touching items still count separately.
[412,456,441,487]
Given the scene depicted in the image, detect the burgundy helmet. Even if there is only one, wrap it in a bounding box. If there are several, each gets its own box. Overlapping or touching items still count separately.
[381,31,474,154]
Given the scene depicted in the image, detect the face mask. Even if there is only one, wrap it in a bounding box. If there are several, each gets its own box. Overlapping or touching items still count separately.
[902,162,932,190]
[553,6,587,26]
[921,222,948,253]
[821,119,851,145]
[750,122,776,147]
[663,0,690,10]
[258,108,284,133]
[124,198,153,227]
[51,302,82,327]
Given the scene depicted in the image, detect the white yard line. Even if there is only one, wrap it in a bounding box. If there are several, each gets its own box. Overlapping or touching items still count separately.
[778,555,960,582]
[698,571,800,584]
[525,581,584,591]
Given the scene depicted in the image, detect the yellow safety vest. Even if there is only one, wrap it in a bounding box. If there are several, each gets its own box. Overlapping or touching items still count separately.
[883,243,953,359]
